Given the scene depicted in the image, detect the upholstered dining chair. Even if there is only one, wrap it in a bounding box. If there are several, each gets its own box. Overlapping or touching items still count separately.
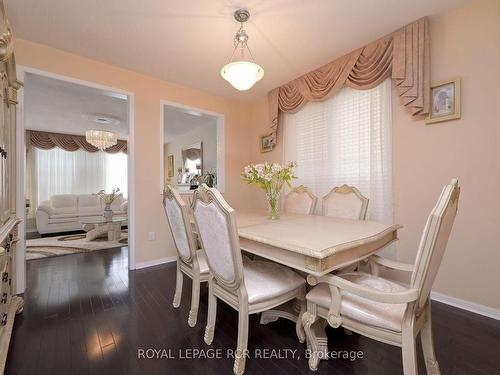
[192,184,306,375]
[162,185,210,327]
[322,184,369,220]
[323,184,370,274]
[284,185,318,215]
[302,179,460,374]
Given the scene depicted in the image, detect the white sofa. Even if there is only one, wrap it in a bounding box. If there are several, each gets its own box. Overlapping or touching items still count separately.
[35,194,128,234]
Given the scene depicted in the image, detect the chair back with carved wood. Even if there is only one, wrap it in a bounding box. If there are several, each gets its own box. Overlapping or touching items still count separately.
[192,184,244,290]
[162,185,197,263]
[284,185,318,215]
[410,179,460,312]
[322,184,369,220]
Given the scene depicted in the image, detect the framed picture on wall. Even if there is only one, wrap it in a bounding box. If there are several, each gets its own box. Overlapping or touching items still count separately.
[426,78,461,124]
[260,132,275,153]
[167,154,174,177]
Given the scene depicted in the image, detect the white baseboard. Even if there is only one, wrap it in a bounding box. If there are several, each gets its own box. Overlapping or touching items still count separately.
[134,256,176,270]
[431,291,500,321]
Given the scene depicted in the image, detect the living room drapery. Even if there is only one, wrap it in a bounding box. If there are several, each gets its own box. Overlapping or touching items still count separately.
[26,130,128,154]
[267,17,429,146]
[26,147,128,219]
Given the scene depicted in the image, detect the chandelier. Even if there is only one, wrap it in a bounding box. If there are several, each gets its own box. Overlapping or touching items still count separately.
[221,9,264,91]
[83,113,119,150]
[85,129,117,150]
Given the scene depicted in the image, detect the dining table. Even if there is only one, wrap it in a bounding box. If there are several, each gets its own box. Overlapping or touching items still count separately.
[233,209,401,352]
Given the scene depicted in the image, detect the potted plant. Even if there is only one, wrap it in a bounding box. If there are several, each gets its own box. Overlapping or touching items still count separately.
[241,161,297,220]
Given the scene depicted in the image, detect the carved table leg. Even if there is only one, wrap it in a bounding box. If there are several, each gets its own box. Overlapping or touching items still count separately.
[311,319,329,357]
[260,297,307,343]
[85,222,121,241]
[303,311,329,370]
[260,299,301,324]
[82,224,96,232]
[107,224,121,241]
[303,274,329,358]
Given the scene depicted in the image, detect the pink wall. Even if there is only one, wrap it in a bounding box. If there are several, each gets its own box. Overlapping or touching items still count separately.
[15,38,255,266]
[248,0,500,310]
[392,0,500,310]
[15,0,500,310]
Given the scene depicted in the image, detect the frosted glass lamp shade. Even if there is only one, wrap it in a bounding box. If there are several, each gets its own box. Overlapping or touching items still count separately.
[221,61,264,91]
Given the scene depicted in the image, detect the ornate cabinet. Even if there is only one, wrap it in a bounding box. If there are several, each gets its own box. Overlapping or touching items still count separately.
[0,1,23,374]
[0,220,22,374]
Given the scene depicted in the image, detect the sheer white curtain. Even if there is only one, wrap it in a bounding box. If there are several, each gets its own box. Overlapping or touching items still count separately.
[33,148,128,205]
[284,78,393,222]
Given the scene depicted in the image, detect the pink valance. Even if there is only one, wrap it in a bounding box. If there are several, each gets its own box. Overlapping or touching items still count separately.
[268,17,429,145]
[26,130,128,154]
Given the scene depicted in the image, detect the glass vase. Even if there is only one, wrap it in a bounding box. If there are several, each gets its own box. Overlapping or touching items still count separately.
[103,203,113,221]
[266,190,281,220]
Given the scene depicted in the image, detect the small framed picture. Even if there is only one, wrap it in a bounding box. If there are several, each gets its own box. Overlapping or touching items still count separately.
[426,78,461,124]
[167,154,174,177]
[260,132,275,153]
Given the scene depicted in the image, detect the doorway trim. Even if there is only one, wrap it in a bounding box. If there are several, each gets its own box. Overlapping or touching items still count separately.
[15,66,136,293]
[159,100,225,194]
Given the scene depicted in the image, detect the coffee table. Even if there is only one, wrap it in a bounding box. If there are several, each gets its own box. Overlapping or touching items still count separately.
[79,216,128,241]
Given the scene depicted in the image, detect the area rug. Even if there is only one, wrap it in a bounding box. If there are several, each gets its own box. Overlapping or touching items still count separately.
[26,231,128,260]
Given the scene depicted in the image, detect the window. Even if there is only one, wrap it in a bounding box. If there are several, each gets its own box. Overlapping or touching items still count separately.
[284,78,392,222]
[32,148,128,204]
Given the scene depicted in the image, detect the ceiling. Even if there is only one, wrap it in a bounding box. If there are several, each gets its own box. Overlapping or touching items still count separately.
[163,105,216,143]
[24,73,129,138]
[7,0,469,101]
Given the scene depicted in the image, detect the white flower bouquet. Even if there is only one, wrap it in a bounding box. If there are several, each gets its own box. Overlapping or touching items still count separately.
[94,188,121,205]
[94,188,121,219]
[241,161,297,219]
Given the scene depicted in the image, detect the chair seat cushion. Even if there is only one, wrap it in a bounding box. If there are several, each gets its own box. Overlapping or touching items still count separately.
[196,249,209,275]
[242,260,305,304]
[306,272,407,332]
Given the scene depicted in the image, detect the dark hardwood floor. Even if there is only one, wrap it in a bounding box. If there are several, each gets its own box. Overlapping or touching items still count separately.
[6,247,500,375]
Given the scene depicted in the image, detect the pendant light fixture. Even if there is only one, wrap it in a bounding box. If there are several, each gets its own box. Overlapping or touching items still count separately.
[85,129,118,150]
[221,9,264,91]
[83,113,119,150]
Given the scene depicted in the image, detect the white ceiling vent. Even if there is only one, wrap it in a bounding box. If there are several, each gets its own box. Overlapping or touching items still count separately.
[82,113,121,125]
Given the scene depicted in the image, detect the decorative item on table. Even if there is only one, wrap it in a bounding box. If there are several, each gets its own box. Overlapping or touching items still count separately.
[181,167,190,184]
[426,77,461,124]
[241,161,297,220]
[190,175,200,190]
[94,188,121,221]
[177,167,183,184]
[203,170,217,188]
